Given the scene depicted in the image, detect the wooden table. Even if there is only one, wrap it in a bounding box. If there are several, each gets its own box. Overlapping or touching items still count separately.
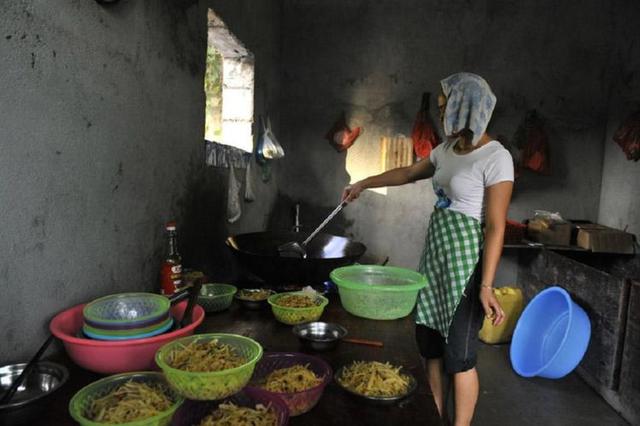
[2,296,443,425]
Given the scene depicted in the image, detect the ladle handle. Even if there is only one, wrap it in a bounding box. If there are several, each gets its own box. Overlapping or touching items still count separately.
[343,337,384,348]
[302,201,347,247]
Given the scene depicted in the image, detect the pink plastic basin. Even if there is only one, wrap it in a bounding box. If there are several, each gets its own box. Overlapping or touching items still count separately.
[50,301,204,374]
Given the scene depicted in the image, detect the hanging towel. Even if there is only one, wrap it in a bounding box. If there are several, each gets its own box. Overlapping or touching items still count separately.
[227,166,242,223]
[244,161,256,202]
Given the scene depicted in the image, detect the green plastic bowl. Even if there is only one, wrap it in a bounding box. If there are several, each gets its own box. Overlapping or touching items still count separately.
[330,265,427,320]
[155,333,263,400]
[197,283,237,313]
[69,371,183,426]
[268,292,329,325]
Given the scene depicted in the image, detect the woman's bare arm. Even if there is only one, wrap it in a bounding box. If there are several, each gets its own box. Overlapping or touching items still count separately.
[480,180,513,325]
[342,157,435,202]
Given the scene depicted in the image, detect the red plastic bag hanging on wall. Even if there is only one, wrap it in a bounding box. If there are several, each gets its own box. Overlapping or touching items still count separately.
[613,110,640,161]
[411,92,441,159]
[514,110,551,175]
[325,112,362,152]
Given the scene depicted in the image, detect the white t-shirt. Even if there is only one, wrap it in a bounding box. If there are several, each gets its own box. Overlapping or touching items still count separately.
[430,140,514,221]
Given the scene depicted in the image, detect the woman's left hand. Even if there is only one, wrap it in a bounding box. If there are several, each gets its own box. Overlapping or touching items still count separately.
[480,287,506,326]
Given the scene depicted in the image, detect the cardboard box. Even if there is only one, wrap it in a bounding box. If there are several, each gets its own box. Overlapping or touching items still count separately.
[576,224,635,254]
[527,221,572,246]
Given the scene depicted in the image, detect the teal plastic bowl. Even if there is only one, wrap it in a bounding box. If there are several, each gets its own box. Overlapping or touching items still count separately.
[330,265,427,320]
[197,284,237,313]
[69,371,183,426]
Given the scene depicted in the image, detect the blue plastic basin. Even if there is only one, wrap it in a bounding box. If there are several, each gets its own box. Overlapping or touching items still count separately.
[510,286,591,379]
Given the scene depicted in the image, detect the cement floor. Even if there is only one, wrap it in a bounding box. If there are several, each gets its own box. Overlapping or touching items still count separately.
[469,344,629,426]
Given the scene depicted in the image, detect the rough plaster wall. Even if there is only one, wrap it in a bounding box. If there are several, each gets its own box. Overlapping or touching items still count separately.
[597,2,640,237]
[0,0,281,362]
[278,0,612,275]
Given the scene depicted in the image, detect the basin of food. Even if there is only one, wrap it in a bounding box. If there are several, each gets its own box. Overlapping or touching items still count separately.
[247,352,332,416]
[68,371,183,426]
[171,388,289,426]
[155,333,263,401]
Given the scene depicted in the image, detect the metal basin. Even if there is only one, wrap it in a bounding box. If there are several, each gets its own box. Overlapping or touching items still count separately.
[226,231,366,287]
[0,362,69,410]
[292,322,348,351]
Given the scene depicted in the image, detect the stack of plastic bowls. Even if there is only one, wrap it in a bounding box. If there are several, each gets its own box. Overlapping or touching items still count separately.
[82,293,173,341]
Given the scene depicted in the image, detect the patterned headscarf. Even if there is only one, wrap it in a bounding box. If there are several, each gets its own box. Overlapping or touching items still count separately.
[440,72,497,146]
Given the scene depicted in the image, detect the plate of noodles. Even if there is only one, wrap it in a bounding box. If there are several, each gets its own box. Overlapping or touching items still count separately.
[247,352,332,416]
[334,360,417,405]
[69,371,183,426]
[171,388,289,426]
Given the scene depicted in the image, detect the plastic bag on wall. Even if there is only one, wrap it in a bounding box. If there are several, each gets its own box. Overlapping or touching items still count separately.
[411,92,440,159]
[613,110,640,161]
[256,115,284,163]
[325,112,362,152]
[514,110,551,175]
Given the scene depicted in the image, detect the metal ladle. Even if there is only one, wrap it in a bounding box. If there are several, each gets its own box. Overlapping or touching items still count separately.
[278,201,347,258]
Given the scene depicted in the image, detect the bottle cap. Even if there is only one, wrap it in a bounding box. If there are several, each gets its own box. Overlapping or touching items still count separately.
[165,221,177,231]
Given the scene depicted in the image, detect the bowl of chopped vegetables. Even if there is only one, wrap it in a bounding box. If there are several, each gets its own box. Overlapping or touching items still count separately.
[171,388,289,426]
[267,291,328,325]
[334,360,417,405]
[247,352,332,416]
[68,371,183,426]
[155,333,263,401]
[235,289,276,310]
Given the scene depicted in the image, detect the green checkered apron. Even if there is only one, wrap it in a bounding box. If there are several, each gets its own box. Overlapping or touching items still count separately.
[415,207,482,338]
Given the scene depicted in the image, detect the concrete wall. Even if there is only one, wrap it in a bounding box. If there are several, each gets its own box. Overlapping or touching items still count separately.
[278,0,612,276]
[0,0,281,362]
[598,1,640,237]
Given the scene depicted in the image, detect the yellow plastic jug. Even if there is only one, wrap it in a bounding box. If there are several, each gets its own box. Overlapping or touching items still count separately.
[479,286,524,344]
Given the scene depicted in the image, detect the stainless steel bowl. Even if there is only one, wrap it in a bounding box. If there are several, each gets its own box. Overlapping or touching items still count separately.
[0,361,69,410]
[292,322,347,351]
[334,365,417,405]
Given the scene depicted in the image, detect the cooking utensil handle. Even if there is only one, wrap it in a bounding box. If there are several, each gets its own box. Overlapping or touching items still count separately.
[0,333,55,405]
[343,337,384,348]
[180,280,202,328]
[302,201,347,246]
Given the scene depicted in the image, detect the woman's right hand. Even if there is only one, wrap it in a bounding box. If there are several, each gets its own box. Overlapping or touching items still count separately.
[342,181,366,203]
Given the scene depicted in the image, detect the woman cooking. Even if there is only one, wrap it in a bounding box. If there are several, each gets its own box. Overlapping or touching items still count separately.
[342,72,514,426]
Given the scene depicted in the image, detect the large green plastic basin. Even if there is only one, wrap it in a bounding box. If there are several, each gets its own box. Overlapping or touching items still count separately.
[330,265,427,320]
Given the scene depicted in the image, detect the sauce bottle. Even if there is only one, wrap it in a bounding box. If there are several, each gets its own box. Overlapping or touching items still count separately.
[160,221,182,295]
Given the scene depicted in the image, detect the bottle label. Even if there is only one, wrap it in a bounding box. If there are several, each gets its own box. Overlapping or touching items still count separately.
[160,263,183,295]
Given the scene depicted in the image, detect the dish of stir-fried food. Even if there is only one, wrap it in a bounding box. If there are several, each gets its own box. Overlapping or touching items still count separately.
[166,339,246,372]
[86,380,174,423]
[336,361,411,397]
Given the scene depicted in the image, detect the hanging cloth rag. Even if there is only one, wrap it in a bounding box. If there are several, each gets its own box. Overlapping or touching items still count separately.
[440,72,496,146]
[411,92,441,159]
[415,208,482,338]
[244,160,256,202]
[227,166,242,223]
[613,110,640,161]
[325,112,362,152]
[514,110,551,174]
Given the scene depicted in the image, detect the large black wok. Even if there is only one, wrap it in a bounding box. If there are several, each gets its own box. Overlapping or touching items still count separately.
[226,231,366,287]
